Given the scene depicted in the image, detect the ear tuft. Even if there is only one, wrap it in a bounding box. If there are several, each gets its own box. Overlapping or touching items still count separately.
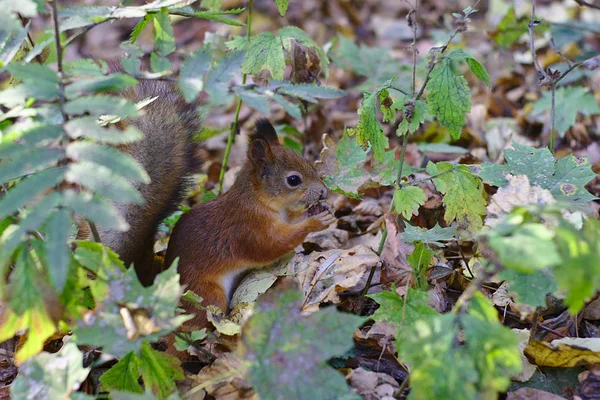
[250,119,279,145]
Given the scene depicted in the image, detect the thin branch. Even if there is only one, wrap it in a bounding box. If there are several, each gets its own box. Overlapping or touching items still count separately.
[528,0,550,83]
[573,0,600,10]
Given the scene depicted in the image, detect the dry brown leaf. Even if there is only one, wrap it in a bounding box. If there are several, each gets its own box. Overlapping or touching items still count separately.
[348,367,400,400]
[304,227,350,251]
[380,214,413,286]
[512,329,537,383]
[192,353,254,400]
[582,296,600,321]
[287,245,379,313]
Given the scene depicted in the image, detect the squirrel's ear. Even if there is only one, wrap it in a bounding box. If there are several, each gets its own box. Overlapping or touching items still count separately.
[251,119,280,146]
[249,138,274,166]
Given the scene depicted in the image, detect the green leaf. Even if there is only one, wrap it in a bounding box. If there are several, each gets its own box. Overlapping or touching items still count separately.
[0,168,63,220]
[179,46,212,102]
[465,57,490,87]
[532,86,600,137]
[427,162,486,232]
[499,268,556,308]
[407,242,434,290]
[64,58,108,77]
[492,7,528,48]
[0,147,64,183]
[400,293,521,400]
[271,93,302,120]
[241,32,286,80]
[45,209,72,292]
[130,13,153,43]
[277,83,344,103]
[0,20,30,66]
[470,163,508,186]
[65,95,139,118]
[10,343,90,398]
[63,191,128,231]
[120,42,143,76]
[504,142,598,204]
[403,223,458,246]
[65,74,138,98]
[234,88,270,115]
[553,218,600,313]
[205,50,245,105]
[426,57,472,139]
[66,142,150,183]
[369,288,438,348]
[348,90,388,162]
[65,117,142,144]
[489,223,562,273]
[0,248,57,363]
[0,123,63,158]
[321,130,369,199]
[241,285,363,400]
[73,261,189,357]
[274,0,288,16]
[65,162,143,204]
[99,352,143,394]
[5,63,60,101]
[392,186,426,219]
[153,8,175,56]
[150,51,172,73]
[138,342,183,398]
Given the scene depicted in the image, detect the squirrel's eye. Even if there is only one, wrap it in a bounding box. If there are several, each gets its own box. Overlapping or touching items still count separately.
[286,174,302,187]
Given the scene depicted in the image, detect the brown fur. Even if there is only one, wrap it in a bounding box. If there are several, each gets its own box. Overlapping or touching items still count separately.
[164,119,334,357]
[78,79,202,286]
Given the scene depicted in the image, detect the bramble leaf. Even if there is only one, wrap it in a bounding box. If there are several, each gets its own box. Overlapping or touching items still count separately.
[426,56,471,139]
[348,91,388,162]
[241,32,286,80]
[427,162,486,232]
[274,0,288,16]
[499,268,556,308]
[153,8,175,56]
[179,46,212,102]
[403,223,458,246]
[392,186,426,219]
[99,352,143,394]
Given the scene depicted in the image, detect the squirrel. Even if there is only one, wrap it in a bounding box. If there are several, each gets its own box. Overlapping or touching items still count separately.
[79,78,336,355]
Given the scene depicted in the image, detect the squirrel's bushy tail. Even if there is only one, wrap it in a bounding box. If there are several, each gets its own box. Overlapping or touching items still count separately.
[84,78,202,285]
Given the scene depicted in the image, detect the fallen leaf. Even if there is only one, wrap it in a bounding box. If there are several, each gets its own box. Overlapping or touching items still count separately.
[525,338,600,368]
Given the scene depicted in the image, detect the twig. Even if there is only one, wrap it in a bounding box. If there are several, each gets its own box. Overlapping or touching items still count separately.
[172,331,216,362]
[50,0,68,125]
[528,0,550,83]
[218,0,253,194]
[573,0,600,10]
[361,227,387,295]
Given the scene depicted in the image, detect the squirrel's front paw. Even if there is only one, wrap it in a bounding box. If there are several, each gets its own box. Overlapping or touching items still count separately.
[310,210,337,231]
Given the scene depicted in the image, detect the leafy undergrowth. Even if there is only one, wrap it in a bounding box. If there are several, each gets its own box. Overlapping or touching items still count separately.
[1,0,600,399]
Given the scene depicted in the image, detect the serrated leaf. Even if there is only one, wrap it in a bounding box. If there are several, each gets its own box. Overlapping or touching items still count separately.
[130,13,153,43]
[5,63,60,101]
[45,209,72,292]
[320,131,368,199]
[179,46,211,102]
[138,342,183,398]
[427,161,486,232]
[65,117,142,144]
[392,186,426,219]
[470,163,508,186]
[0,168,64,220]
[64,59,108,77]
[271,93,302,120]
[65,162,143,204]
[403,223,458,246]
[205,50,245,105]
[0,147,64,183]
[504,142,597,204]
[274,0,288,16]
[149,51,172,73]
[120,42,143,76]
[532,87,600,137]
[10,343,90,398]
[240,284,363,400]
[426,57,472,139]
[65,73,138,98]
[465,57,490,87]
[369,287,437,347]
[0,123,63,158]
[63,191,128,231]
[0,21,29,66]
[417,142,469,154]
[277,83,344,103]
[188,10,246,26]
[153,8,175,56]
[241,31,285,80]
[499,268,556,308]
[234,87,270,115]
[65,95,139,118]
[99,352,143,394]
[66,142,150,183]
[0,249,57,363]
[349,90,388,162]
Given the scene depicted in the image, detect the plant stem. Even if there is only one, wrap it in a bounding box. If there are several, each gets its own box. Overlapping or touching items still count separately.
[549,82,556,154]
[218,0,253,193]
[361,227,388,295]
[51,0,67,125]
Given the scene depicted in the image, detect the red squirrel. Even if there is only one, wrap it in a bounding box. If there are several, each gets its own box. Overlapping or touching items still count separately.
[79,79,335,356]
